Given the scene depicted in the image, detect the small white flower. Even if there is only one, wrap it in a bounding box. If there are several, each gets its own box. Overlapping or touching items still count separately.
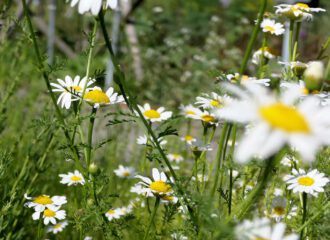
[167,154,184,163]
[171,233,188,240]
[84,86,125,108]
[70,0,118,15]
[180,135,197,145]
[105,208,122,221]
[195,92,228,109]
[275,3,325,21]
[280,155,298,167]
[261,19,285,35]
[59,170,85,186]
[235,217,298,240]
[47,221,68,234]
[252,47,277,65]
[268,196,287,222]
[179,105,202,119]
[32,205,66,225]
[135,168,173,197]
[50,75,94,109]
[192,174,208,182]
[284,168,329,197]
[137,103,172,122]
[25,194,67,212]
[114,165,136,178]
[160,195,178,204]
[136,134,167,146]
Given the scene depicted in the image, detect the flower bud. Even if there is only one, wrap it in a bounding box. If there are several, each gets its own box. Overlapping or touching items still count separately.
[291,61,307,78]
[88,163,100,175]
[303,61,324,91]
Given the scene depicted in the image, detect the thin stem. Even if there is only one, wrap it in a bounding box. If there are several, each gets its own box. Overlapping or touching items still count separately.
[143,197,160,240]
[228,125,237,215]
[289,20,294,62]
[87,107,97,166]
[239,0,268,75]
[258,34,267,78]
[292,21,301,62]
[211,123,229,197]
[21,0,81,170]
[300,192,308,239]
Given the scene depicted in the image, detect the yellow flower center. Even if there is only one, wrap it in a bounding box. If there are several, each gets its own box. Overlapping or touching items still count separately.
[33,195,53,205]
[185,110,196,115]
[161,195,174,201]
[264,26,275,33]
[84,89,110,104]
[123,171,130,177]
[272,206,285,216]
[298,176,315,186]
[295,3,309,10]
[241,75,250,81]
[201,114,215,123]
[210,99,221,107]
[149,181,172,193]
[144,109,161,119]
[43,209,56,217]
[53,223,62,229]
[185,135,194,141]
[107,209,115,215]
[70,86,82,92]
[70,175,82,182]
[259,103,310,133]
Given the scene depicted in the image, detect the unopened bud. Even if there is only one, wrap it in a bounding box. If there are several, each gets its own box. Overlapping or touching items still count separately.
[291,61,307,78]
[88,163,100,175]
[304,61,324,91]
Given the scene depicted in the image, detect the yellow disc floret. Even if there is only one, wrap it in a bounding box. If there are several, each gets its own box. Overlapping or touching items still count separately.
[143,109,161,119]
[43,209,56,217]
[149,181,172,193]
[259,103,310,133]
[84,89,110,104]
[70,175,82,182]
[33,195,53,205]
[201,114,215,123]
[298,176,315,186]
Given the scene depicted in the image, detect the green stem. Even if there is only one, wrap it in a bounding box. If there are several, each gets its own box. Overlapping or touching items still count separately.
[37,218,42,240]
[211,123,229,197]
[289,20,294,62]
[21,0,81,170]
[143,197,160,240]
[228,125,237,215]
[239,0,267,75]
[300,192,308,239]
[87,107,97,167]
[292,21,301,62]
[258,34,267,78]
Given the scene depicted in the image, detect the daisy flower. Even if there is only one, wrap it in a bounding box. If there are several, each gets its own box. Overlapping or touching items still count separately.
[47,221,68,234]
[105,208,122,221]
[59,170,85,186]
[235,217,298,240]
[195,92,227,109]
[50,75,94,109]
[252,47,277,65]
[179,104,202,119]
[215,82,330,163]
[25,194,67,212]
[136,134,167,146]
[275,3,325,21]
[167,154,184,163]
[70,0,118,15]
[114,165,136,178]
[180,135,197,145]
[268,196,287,222]
[135,168,173,197]
[84,86,125,108]
[196,110,218,125]
[226,73,271,86]
[137,103,172,122]
[280,155,298,167]
[284,169,329,196]
[261,19,285,35]
[32,206,66,225]
[279,61,308,77]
